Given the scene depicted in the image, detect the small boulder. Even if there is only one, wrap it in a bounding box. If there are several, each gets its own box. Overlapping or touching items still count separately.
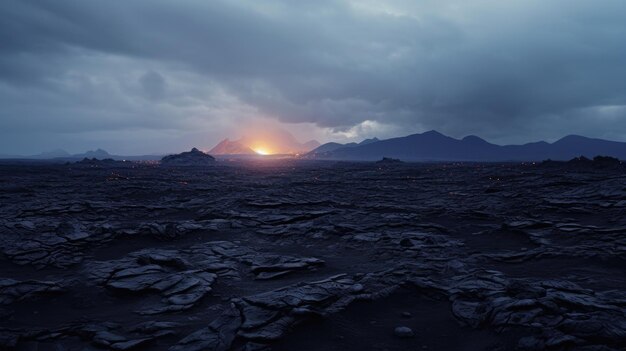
[394,326,414,338]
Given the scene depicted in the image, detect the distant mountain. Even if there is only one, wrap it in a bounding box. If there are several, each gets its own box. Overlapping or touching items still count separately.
[0,148,162,161]
[31,149,71,159]
[310,137,379,154]
[209,139,256,155]
[72,148,161,161]
[0,149,71,159]
[311,142,354,154]
[359,137,380,145]
[75,148,111,159]
[210,129,320,155]
[306,131,626,161]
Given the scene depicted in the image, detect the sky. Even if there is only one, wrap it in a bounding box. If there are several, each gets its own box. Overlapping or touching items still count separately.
[1,0,626,155]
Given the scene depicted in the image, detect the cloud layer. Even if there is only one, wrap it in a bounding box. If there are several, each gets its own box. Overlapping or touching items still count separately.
[1,0,625,154]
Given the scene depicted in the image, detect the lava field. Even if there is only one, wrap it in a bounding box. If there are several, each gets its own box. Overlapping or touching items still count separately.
[1,160,625,350]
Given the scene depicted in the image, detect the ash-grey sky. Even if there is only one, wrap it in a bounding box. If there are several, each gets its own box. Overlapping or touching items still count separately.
[1,0,625,154]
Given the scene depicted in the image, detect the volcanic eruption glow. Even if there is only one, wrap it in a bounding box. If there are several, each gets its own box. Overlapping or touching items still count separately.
[208,127,320,156]
[253,147,270,155]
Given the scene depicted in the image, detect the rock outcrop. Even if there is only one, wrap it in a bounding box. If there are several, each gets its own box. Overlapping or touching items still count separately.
[161,148,215,166]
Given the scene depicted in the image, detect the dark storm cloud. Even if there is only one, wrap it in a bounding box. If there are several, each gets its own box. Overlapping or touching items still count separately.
[140,71,166,101]
[1,0,626,153]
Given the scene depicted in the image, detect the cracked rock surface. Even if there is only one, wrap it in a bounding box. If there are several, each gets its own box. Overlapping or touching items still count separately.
[0,161,624,350]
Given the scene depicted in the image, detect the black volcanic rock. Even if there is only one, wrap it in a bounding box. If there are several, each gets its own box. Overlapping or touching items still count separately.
[591,155,621,167]
[2,162,626,350]
[567,155,593,165]
[542,155,622,169]
[376,157,403,164]
[394,326,414,338]
[75,158,127,167]
[161,148,215,166]
[0,278,64,304]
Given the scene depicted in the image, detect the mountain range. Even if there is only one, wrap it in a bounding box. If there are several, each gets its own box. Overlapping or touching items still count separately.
[4,130,626,162]
[209,139,255,155]
[209,129,320,155]
[307,131,626,161]
[311,138,380,154]
[0,149,161,161]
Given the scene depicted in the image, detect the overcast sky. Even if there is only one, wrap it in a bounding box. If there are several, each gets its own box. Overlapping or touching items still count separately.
[1,0,625,155]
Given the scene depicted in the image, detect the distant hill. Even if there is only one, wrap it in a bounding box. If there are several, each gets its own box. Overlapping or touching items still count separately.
[209,128,319,155]
[311,137,379,154]
[9,131,626,163]
[311,142,354,154]
[306,131,626,161]
[70,148,161,161]
[359,137,380,146]
[209,139,256,155]
[0,148,162,161]
[76,149,111,159]
[161,147,215,166]
[1,149,72,159]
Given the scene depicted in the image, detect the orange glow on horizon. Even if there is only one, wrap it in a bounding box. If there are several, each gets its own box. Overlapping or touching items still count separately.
[253,147,270,155]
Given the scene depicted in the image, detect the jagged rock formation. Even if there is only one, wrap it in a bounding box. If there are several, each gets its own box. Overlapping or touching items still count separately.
[161,148,215,165]
[0,279,64,305]
[541,155,622,169]
[74,158,131,168]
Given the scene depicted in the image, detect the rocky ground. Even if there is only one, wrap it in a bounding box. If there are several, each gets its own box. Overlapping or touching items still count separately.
[0,160,624,350]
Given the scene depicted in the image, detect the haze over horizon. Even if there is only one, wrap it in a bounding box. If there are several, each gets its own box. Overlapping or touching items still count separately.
[1,0,626,155]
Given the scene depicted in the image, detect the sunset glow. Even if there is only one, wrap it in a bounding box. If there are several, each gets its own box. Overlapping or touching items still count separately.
[253,148,270,155]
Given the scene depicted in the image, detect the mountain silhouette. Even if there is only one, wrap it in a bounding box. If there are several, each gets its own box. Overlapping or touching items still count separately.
[161,147,215,165]
[312,137,379,154]
[209,139,256,155]
[77,149,111,159]
[307,131,626,161]
[0,148,163,161]
[210,129,320,155]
